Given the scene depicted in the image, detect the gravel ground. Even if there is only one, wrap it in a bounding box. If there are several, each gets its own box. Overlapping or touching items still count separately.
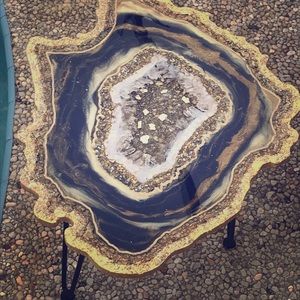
[0,0,299,299]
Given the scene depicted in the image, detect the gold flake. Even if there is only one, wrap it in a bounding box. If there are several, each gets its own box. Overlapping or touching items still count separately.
[149,123,156,130]
[140,135,150,144]
[182,96,190,103]
[158,113,168,121]
[143,109,150,115]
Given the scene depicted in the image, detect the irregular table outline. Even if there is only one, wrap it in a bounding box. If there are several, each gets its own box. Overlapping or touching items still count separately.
[17,0,299,275]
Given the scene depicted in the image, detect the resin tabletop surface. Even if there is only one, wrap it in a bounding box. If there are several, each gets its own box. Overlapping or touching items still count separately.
[19,0,299,275]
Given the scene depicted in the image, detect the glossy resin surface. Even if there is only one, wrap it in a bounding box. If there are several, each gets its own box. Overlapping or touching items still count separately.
[19,0,299,274]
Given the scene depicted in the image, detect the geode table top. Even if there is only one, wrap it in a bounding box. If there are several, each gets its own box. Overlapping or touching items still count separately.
[19,0,299,275]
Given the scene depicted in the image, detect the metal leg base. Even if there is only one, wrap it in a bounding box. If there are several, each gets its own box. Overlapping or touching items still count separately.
[61,222,85,300]
[59,218,236,299]
[61,289,76,300]
[223,236,237,249]
[223,218,236,249]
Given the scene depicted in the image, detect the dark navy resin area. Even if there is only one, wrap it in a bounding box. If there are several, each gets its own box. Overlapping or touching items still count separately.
[47,11,270,252]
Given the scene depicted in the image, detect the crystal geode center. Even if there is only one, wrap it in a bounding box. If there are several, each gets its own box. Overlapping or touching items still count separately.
[93,48,232,192]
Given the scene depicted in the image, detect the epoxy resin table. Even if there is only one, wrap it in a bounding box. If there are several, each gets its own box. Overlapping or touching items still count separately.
[19,0,299,276]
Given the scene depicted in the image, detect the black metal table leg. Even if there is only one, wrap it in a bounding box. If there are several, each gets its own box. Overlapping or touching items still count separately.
[61,222,85,300]
[223,218,236,249]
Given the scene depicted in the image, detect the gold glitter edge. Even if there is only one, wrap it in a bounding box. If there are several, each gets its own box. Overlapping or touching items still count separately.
[17,0,300,275]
